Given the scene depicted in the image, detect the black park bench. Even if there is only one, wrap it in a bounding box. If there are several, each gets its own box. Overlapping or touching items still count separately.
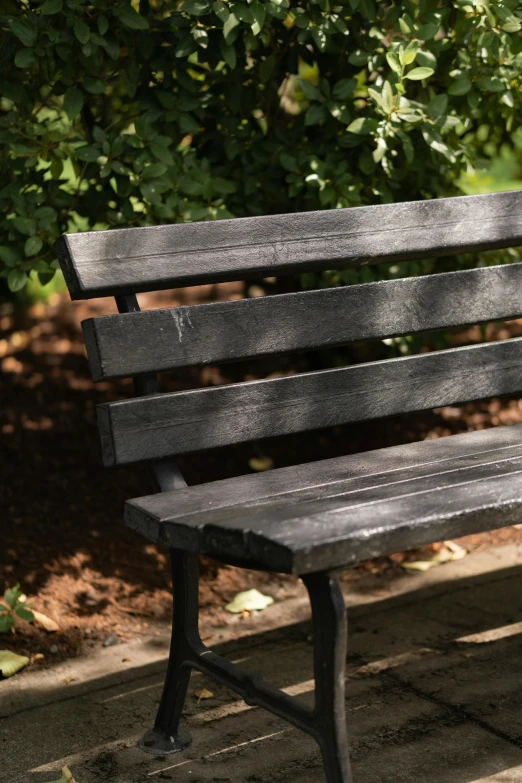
[55,189,522,783]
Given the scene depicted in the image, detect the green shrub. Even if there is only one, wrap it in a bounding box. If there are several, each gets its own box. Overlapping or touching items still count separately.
[1,0,521,294]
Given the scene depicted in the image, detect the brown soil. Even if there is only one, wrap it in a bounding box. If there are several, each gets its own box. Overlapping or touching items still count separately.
[2,282,522,669]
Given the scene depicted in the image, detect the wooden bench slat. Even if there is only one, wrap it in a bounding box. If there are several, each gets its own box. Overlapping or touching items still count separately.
[84,263,522,380]
[97,336,522,465]
[124,424,522,573]
[55,190,522,299]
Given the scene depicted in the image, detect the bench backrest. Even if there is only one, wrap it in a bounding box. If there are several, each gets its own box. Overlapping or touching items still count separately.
[55,190,522,468]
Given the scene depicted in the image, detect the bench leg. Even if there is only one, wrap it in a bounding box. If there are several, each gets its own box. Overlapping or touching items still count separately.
[138,552,352,782]
[138,549,196,754]
[303,571,352,783]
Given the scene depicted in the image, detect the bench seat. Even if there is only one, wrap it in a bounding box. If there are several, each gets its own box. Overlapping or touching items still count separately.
[125,423,522,575]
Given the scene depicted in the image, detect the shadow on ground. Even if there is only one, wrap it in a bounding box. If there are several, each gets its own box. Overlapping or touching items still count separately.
[5,558,522,782]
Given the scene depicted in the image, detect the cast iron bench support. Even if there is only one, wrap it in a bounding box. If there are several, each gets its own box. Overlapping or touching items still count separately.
[140,550,351,783]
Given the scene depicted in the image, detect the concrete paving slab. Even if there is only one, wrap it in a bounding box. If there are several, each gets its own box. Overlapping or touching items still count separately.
[5,543,522,783]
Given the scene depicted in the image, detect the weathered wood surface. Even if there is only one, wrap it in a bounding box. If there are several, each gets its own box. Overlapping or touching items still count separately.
[83,263,522,380]
[124,424,522,573]
[98,336,522,465]
[55,190,522,299]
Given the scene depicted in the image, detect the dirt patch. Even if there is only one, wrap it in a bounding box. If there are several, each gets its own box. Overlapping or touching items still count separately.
[2,284,522,666]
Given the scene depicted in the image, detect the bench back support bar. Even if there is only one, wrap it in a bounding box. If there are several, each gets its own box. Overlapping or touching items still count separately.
[98,336,522,465]
[84,262,522,380]
[55,190,522,299]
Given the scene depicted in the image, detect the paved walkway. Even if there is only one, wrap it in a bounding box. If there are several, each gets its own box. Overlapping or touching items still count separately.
[4,543,522,783]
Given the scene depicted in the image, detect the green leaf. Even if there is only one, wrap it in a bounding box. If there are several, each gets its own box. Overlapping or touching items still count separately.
[2,586,20,609]
[75,145,100,162]
[13,217,36,236]
[448,76,472,96]
[259,54,274,81]
[15,48,36,69]
[400,45,417,66]
[0,650,29,675]
[223,13,240,43]
[64,87,84,120]
[280,151,298,171]
[477,76,505,93]
[9,19,37,47]
[333,78,356,100]
[142,162,168,179]
[74,21,90,45]
[348,50,368,66]
[398,16,412,35]
[41,0,63,13]
[101,36,120,60]
[83,76,106,94]
[220,39,236,69]
[34,206,57,220]
[140,181,163,204]
[386,51,401,75]
[193,28,209,48]
[312,26,328,52]
[24,236,43,257]
[298,79,321,101]
[117,6,149,30]
[404,67,434,81]
[231,3,254,23]
[150,141,174,165]
[0,247,18,266]
[213,1,230,22]
[305,104,327,125]
[0,617,14,634]
[347,117,378,134]
[415,50,436,69]
[7,269,27,292]
[97,14,109,35]
[381,80,395,113]
[182,0,211,14]
[175,35,197,57]
[417,23,439,40]
[427,93,448,119]
[179,114,199,134]
[501,90,514,108]
[251,1,266,35]
[501,19,521,33]
[368,87,386,111]
[14,605,34,623]
[213,176,236,194]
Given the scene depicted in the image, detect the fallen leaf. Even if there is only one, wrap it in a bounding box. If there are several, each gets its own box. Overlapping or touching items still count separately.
[32,610,60,632]
[443,540,467,560]
[31,653,44,662]
[248,456,274,472]
[401,541,467,572]
[44,765,78,783]
[62,676,79,684]
[194,687,214,703]
[225,589,274,614]
[0,650,29,677]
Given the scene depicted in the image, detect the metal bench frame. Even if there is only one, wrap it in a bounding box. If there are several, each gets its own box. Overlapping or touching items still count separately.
[56,190,522,783]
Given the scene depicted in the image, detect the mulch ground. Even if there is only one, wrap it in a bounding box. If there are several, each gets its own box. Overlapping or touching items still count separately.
[3,281,522,668]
